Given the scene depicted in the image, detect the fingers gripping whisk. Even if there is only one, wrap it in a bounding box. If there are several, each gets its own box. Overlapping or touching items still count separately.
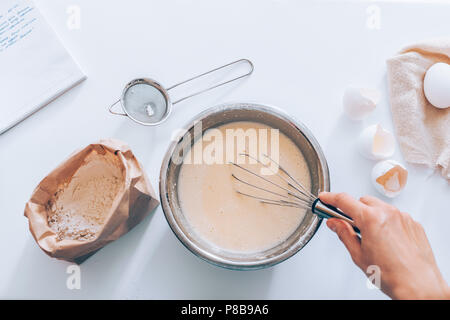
[230,153,360,234]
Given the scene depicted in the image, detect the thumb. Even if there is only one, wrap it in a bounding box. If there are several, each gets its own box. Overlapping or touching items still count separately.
[327,219,364,268]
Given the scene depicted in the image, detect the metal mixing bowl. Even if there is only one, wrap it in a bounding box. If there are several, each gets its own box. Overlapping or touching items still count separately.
[159,103,330,270]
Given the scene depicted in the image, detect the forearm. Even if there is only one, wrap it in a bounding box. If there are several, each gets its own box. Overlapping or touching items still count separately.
[388,273,450,300]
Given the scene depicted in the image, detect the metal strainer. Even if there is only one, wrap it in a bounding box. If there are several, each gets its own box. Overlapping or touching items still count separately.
[109,59,254,126]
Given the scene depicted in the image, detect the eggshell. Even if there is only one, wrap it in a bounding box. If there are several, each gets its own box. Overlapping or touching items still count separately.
[371,160,408,198]
[358,124,395,160]
[343,87,380,120]
[424,62,450,109]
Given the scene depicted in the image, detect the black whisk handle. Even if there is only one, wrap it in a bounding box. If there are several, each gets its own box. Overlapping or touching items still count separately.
[312,199,361,235]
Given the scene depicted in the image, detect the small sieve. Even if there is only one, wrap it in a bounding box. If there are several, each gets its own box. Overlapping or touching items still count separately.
[109,59,254,126]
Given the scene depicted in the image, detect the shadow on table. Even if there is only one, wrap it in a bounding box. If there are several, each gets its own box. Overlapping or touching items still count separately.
[135,230,274,299]
[5,209,156,299]
[323,114,374,187]
[4,239,70,299]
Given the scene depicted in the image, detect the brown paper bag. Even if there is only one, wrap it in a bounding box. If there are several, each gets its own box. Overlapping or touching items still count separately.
[24,139,159,263]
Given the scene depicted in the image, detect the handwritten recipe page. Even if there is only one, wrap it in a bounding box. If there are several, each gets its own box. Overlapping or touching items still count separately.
[0,0,85,134]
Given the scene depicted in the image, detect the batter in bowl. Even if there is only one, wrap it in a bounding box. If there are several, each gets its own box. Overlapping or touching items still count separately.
[177,121,311,253]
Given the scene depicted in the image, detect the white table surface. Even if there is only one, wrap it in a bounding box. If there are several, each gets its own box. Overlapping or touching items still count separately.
[1,0,449,300]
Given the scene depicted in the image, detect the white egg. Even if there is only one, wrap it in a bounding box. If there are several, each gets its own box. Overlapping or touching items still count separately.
[423,62,450,109]
[343,86,380,120]
[358,124,395,160]
[371,160,408,198]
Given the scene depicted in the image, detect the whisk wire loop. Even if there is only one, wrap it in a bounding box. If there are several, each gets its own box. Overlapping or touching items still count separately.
[229,153,360,235]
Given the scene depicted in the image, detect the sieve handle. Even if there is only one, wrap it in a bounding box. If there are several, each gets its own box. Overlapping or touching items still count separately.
[109,99,127,116]
[312,199,361,235]
[166,58,254,105]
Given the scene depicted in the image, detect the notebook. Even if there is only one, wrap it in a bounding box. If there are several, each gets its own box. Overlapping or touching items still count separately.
[0,0,86,134]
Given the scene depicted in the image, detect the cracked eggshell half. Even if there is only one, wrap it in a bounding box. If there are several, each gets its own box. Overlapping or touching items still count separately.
[358,124,395,160]
[343,87,380,120]
[371,160,408,198]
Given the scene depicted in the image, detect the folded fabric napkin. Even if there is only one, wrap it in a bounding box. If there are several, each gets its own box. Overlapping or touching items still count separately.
[386,38,450,179]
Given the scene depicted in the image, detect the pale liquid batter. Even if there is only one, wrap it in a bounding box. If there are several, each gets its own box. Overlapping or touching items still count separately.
[178,121,311,253]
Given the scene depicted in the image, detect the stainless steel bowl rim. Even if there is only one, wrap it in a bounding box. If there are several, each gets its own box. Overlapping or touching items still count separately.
[159,102,330,270]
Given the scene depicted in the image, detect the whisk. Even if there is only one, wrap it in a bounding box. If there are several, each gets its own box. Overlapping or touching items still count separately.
[230,153,360,234]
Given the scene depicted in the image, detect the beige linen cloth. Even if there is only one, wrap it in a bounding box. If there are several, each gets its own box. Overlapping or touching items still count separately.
[386,38,450,179]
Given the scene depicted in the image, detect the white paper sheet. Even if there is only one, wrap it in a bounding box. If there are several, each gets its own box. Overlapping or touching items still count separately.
[0,0,86,134]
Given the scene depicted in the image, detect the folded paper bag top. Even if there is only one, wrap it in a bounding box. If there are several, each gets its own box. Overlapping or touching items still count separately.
[24,139,159,263]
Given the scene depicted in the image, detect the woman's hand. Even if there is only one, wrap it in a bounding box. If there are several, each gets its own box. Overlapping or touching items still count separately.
[320,192,450,300]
